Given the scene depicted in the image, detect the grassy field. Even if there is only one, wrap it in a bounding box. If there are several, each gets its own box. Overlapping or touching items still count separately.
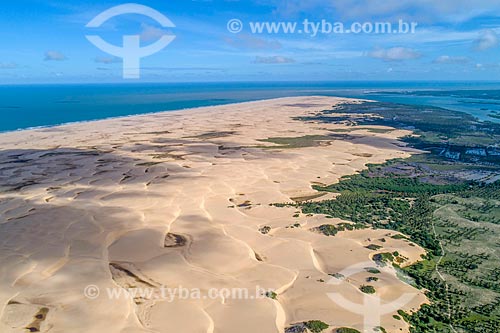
[404,189,500,332]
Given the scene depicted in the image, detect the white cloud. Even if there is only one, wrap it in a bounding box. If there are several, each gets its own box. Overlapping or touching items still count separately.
[225,34,282,50]
[388,28,480,44]
[474,30,499,51]
[368,47,421,61]
[433,55,470,64]
[0,62,17,69]
[44,51,67,61]
[271,0,500,23]
[94,56,121,64]
[140,23,171,42]
[253,56,296,64]
[474,63,500,70]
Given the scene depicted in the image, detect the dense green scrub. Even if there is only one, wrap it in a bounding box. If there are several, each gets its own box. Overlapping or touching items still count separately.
[281,101,500,332]
[292,163,500,332]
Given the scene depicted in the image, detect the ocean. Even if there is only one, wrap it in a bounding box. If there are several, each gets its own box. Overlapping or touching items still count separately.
[1,81,500,132]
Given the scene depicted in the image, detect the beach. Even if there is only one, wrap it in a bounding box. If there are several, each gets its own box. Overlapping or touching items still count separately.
[0,96,427,333]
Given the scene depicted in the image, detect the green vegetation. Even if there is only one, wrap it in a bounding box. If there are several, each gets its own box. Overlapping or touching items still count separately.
[292,161,500,331]
[312,222,366,236]
[299,101,500,165]
[258,226,271,234]
[391,234,407,240]
[359,285,376,294]
[365,244,383,250]
[265,291,277,300]
[304,320,329,333]
[402,190,500,332]
[329,272,345,279]
[298,172,462,255]
[366,268,381,274]
[281,101,500,332]
[257,135,333,149]
[373,252,395,264]
[291,192,327,202]
[335,328,361,333]
[188,131,236,139]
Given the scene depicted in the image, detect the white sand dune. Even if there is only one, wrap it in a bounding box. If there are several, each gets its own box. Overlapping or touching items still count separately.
[0,97,426,333]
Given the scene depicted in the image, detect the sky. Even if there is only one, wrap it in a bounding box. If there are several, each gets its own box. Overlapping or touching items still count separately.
[1,0,500,83]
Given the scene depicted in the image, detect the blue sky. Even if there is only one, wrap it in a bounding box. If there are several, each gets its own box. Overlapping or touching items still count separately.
[1,0,500,83]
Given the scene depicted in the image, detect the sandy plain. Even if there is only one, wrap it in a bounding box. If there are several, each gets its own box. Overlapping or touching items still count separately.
[0,96,427,333]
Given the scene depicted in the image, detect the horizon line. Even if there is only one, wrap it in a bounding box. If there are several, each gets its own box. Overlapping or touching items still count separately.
[1,79,500,87]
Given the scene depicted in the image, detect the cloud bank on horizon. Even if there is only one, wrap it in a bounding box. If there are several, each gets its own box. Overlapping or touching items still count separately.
[1,0,500,83]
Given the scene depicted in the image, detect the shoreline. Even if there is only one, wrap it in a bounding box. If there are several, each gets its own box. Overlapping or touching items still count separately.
[0,97,263,135]
[3,82,500,134]
[0,96,353,136]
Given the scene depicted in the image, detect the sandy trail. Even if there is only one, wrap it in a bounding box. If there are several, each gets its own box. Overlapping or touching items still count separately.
[0,96,426,333]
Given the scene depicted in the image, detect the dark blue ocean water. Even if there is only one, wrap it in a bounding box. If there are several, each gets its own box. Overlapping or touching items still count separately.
[1,81,500,132]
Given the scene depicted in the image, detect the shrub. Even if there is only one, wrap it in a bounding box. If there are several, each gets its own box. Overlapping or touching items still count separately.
[336,328,361,333]
[305,320,329,333]
[265,291,277,300]
[360,285,376,294]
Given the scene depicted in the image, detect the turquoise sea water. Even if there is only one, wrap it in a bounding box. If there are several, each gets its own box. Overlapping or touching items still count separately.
[1,81,500,132]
